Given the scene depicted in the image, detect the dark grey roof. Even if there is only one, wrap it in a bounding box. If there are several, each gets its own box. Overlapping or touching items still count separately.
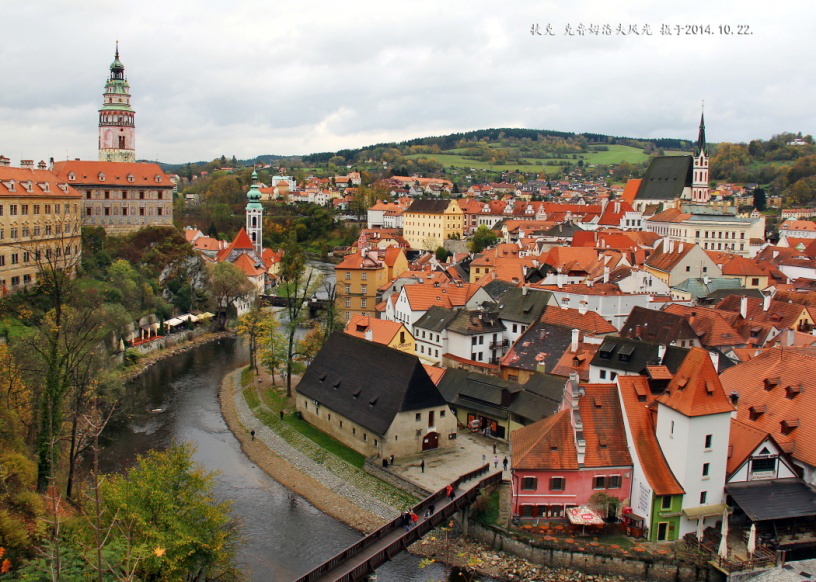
[505,322,574,373]
[481,279,516,301]
[406,199,452,214]
[498,288,552,325]
[635,156,693,201]
[619,306,699,344]
[296,332,447,436]
[436,368,561,424]
[415,305,459,333]
[446,309,505,335]
[542,221,582,238]
[590,336,689,374]
[726,479,816,522]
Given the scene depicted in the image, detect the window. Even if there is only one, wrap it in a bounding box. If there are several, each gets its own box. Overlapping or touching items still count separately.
[415,413,421,422]
[670,420,674,436]
[700,491,707,504]
[751,278,759,286]
[593,476,606,490]
[9,204,17,216]
[599,370,607,380]
[21,204,28,215]
[704,434,712,449]
[521,477,537,491]
[440,410,445,418]
[661,495,672,510]
[345,298,350,308]
[361,285,367,294]
[361,272,367,280]
[608,475,621,489]
[702,463,710,477]
[750,456,776,474]
[363,433,367,442]
[345,284,350,294]
[361,299,367,308]
[352,428,356,435]
[345,272,350,280]
[549,477,565,491]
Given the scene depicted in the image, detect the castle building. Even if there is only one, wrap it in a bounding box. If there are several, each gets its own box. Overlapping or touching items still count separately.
[245,170,263,256]
[691,111,710,203]
[99,43,135,163]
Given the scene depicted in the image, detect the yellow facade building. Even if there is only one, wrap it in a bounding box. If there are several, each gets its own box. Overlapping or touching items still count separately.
[0,160,83,294]
[402,199,463,250]
[344,314,415,354]
[335,246,408,321]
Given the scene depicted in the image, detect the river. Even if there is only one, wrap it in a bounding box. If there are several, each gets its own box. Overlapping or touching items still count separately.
[100,336,468,581]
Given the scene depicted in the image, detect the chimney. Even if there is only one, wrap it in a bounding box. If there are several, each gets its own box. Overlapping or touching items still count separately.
[557,273,564,289]
[603,266,610,284]
[708,350,720,371]
[571,328,580,353]
[364,327,373,342]
[668,240,674,254]
[578,302,588,315]
[703,276,711,284]
[48,157,54,172]
[658,344,667,365]
[740,296,748,319]
[20,160,34,169]
[788,328,796,346]
[763,293,772,312]
[678,243,684,254]
[37,160,46,170]
[729,391,740,406]
[522,285,528,296]
[0,155,10,167]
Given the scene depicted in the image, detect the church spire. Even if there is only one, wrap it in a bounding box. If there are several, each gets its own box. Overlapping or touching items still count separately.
[99,42,135,162]
[694,107,708,157]
[246,169,264,256]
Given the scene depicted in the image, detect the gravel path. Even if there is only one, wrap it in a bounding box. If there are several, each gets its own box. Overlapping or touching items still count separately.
[229,371,403,522]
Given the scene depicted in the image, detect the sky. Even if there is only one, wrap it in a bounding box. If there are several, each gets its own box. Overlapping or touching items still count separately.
[1,0,814,164]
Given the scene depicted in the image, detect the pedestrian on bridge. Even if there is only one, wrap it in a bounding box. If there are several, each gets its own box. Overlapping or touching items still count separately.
[493,455,499,468]
[503,457,508,472]
[420,459,425,473]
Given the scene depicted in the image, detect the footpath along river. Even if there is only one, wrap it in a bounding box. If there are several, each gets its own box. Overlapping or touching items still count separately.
[99,336,468,581]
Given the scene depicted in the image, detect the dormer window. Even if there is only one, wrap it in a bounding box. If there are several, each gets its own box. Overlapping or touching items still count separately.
[127,174,135,183]
[68,172,75,181]
[24,181,33,193]
[781,419,799,435]
[785,384,802,399]
[98,173,105,182]
[676,377,689,389]
[764,377,779,391]
[155,175,162,183]
[749,405,766,420]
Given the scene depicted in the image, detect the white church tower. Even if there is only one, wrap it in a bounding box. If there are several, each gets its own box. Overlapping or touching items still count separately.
[246,170,263,256]
[692,108,710,203]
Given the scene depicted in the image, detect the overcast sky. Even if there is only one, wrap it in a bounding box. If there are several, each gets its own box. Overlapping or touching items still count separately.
[1,0,813,164]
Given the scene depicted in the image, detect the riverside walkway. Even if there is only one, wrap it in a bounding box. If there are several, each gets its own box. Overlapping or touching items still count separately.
[293,464,502,582]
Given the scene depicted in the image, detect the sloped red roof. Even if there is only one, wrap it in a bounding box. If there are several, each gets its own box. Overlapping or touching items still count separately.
[655,348,734,417]
[232,253,264,277]
[580,384,633,468]
[539,306,616,335]
[727,418,770,476]
[215,228,255,262]
[617,376,684,495]
[511,410,578,471]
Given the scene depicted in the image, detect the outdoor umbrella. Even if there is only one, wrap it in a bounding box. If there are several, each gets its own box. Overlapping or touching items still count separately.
[718,507,729,560]
[747,523,756,557]
[696,517,704,548]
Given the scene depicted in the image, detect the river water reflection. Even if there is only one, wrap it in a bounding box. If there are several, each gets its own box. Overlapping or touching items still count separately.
[100,337,473,581]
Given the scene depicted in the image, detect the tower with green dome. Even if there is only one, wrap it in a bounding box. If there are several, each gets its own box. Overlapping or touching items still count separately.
[98,42,136,162]
[246,169,264,255]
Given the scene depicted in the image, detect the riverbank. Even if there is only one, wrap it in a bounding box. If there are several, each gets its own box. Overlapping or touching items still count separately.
[218,368,386,533]
[122,329,234,383]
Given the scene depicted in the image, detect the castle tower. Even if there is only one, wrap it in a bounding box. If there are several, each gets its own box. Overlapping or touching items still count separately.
[692,109,710,203]
[246,170,264,256]
[99,42,136,162]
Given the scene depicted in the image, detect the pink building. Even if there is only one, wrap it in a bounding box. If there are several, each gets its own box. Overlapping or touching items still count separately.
[510,383,633,520]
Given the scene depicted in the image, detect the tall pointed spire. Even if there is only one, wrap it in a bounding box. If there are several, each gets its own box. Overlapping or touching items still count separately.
[694,105,708,157]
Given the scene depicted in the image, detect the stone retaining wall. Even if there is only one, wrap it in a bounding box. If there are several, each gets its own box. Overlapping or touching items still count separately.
[466,522,722,582]
[364,457,432,500]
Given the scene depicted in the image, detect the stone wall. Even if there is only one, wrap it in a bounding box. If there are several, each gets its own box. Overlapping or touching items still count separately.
[466,522,721,582]
[364,457,432,500]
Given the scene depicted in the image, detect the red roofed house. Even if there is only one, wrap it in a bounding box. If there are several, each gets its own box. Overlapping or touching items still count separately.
[510,382,632,522]
[651,347,734,536]
[344,314,414,354]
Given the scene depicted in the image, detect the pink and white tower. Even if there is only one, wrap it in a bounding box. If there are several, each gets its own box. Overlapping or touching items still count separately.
[98,42,136,162]
[691,107,710,203]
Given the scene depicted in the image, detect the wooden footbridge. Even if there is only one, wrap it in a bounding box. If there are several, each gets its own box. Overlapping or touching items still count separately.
[293,464,502,582]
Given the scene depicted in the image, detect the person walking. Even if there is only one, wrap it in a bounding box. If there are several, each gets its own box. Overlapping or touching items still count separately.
[446,484,453,498]
[482,453,486,464]
[493,443,497,455]
[420,459,425,473]
[279,410,284,421]
[250,429,255,441]
[411,512,418,527]
[390,454,395,465]
[493,455,499,468]
[503,456,509,472]
[382,457,388,469]
[403,511,410,532]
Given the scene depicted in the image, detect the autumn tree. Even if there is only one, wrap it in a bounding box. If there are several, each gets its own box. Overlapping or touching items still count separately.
[470,225,499,253]
[208,262,253,330]
[236,305,265,373]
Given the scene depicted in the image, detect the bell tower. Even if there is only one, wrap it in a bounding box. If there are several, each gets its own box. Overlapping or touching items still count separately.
[691,105,710,203]
[99,42,136,162]
[246,170,264,256]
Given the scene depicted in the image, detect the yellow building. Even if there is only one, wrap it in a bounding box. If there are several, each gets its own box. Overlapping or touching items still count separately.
[335,246,408,321]
[344,314,415,354]
[0,160,83,294]
[402,199,463,250]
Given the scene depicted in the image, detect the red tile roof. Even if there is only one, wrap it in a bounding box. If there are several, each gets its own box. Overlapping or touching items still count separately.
[52,160,172,187]
[617,376,684,495]
[215,228,255,262]
[0,166,83,198]
[654,348,734,417]
[344,315,405,345]
[539,306,616,335]
[511,410,578,471]
[726,418,769,476]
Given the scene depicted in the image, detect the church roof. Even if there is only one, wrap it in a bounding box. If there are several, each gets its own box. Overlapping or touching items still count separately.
[694,112,708,157]
[215,227,255,262]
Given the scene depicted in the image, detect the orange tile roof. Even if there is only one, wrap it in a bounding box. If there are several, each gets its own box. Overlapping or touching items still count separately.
[663,304,745,347]
[621,179,642,205]
[185,228,203,242]
[644,240,698,273]
[231,253,264,277]
[344,315,405,345]
[580,383,633,468]
[726,418,769,476]
[194,236,223,252]
[52,160,172,187]
[422,365,446,385]
[617,376,684,495]
[511,410,578,471]
[654,348,734,417]
[0,166,83,198]
[402,282,477,311]
[215,228,255,262]
[720,348,816,467]
[550,341,599,381]
[716,295,810,330]
[539,306,616,335]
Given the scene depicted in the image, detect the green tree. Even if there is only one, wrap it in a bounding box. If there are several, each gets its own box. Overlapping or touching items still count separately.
[435,247,451,262]
[208,262,253,330]
[753,187,767,212]
[469,225,499,253]
[236,306,265,373]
